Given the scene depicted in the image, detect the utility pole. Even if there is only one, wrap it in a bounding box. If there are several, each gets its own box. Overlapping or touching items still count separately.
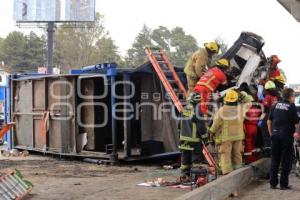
[47,22,55,74]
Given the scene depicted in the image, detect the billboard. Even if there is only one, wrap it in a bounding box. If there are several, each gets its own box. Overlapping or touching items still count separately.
[13,0,95,22]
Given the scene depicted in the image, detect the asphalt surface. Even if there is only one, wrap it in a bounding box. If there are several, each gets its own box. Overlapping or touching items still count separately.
[234,172,300,200]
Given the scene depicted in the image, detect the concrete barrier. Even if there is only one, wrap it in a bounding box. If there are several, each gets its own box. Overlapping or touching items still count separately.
[175,158,270,200]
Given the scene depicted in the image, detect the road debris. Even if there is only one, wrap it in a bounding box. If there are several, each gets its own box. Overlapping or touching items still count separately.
[0,169,33,200]
[0,150,30,158]
[163,165,174,170]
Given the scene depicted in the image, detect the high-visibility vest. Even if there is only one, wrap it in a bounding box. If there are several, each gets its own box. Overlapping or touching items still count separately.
[196,67,227,92]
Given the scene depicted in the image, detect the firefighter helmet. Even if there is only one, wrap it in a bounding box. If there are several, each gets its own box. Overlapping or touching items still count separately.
[240,91,254,102]
[216,58,230,69]
[265,80,276,90]
[224,89,239,103]
[204,42,220,54]
[269,55,281,66]
[247,94,254,102]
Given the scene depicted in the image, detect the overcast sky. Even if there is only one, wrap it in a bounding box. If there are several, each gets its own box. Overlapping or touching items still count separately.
[0,0,299,84]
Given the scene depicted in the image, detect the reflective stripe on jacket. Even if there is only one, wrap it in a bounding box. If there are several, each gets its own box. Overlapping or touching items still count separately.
[210,104,250,144]
[196,67,227,92]
[179,104,206,150]
[179,106,199,143]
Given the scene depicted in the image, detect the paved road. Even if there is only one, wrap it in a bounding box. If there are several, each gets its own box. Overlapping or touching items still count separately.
[236,172,300,200]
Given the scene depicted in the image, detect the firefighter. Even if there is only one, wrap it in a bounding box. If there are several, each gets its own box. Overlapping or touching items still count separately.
[244,95,261,164]
[258,80,280,156]
[268,55,286,91]
[268,88,299,190]
[179,92,208,181]
[257,55,285,100]
[184,42,220,94]
[268,55,281,81]
[209,90,251,174]
[193,58,230,116]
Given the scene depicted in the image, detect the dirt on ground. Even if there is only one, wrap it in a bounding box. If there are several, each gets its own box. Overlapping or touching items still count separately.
[0,154,188,200]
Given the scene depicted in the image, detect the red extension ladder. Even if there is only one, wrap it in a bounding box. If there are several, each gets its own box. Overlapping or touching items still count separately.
[145,47,187,113]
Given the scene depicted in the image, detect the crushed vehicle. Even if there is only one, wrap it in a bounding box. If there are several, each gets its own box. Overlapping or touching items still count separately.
[7,32,271,164]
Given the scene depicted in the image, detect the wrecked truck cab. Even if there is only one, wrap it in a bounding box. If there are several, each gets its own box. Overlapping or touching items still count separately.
[223,32,268,89]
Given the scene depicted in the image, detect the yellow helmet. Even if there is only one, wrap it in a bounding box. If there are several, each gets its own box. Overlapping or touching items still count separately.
[216,58,230,69]
[204,42,220,54]
[265,80,276,90]
[224,89,239,103]
[247,95,254,102]
[240,91,254,103]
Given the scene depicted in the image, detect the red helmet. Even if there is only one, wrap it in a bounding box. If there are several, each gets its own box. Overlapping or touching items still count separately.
[270,55,281,66]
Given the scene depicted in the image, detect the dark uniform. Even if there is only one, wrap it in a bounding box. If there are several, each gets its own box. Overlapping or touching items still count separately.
[268,100,299,188]
[179,104,207,176]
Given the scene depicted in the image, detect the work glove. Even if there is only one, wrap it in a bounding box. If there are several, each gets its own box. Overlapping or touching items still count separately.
[257,85,264,101]
[200,133,210,145]
[258,120,263,127]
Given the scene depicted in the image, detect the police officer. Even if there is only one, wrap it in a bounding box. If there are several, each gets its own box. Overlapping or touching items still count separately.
[267,88,299,190]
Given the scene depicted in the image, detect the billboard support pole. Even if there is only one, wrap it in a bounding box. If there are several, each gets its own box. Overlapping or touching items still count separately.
[47,22,55,74]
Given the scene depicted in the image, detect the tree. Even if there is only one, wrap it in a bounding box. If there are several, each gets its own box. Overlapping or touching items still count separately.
[0,31,46,72]
[0,13,121,72]
[126,25,199,68]
[92,36,120,64]
[1,31,30,71]
[126,25,152,67]
[0,37,4,63]
[54,13,121,72]
[25,32,46,68]
[151,26,171,52]
[169,27,198,68]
